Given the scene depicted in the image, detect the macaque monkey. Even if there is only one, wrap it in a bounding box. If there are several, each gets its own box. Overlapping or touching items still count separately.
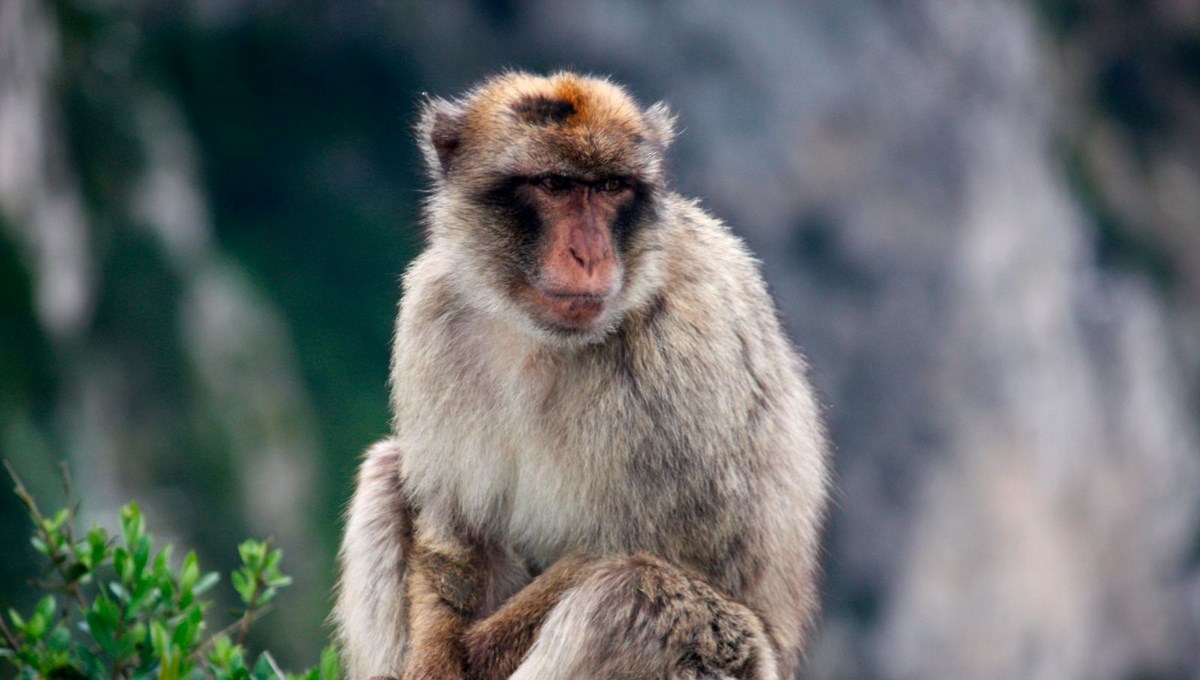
[333,71,830,680]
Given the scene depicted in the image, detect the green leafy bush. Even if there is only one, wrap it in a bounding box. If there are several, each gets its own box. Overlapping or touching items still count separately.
[0,463,339,680]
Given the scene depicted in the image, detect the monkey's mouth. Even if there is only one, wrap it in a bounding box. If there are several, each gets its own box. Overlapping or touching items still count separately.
[527,287,609,331]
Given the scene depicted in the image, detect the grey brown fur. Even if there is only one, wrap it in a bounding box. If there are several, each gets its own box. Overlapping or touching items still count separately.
[334,72,830,680]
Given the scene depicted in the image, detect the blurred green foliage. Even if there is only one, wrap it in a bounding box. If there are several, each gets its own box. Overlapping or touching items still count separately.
[1,465,338,679]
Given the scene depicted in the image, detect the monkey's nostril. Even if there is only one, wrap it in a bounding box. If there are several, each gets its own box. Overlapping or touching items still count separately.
[569,247,587,269]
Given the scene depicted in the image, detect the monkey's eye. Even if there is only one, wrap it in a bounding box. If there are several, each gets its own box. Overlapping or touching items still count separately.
[596,178,629,193]
[536,175,572,193]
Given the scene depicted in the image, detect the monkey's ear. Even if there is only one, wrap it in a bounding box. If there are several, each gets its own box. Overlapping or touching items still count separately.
[417,96,467,177]
[644,101,678,149]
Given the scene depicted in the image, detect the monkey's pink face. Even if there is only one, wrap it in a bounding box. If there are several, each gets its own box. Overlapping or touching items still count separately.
[512,174,639,333]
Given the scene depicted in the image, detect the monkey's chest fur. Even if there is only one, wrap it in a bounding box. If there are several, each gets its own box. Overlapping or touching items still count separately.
[393,296,765,583]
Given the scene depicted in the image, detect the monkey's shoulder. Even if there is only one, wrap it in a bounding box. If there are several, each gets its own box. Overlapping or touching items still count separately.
[394,247,471,328]
[632,197,792,360]
[658,196,774,312]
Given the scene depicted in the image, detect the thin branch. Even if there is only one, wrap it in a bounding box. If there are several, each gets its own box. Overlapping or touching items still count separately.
[57,460,80,545]
[4,460,89,609]
[55,461,83,625]
[5,459,47,526]
[0,615,21,651]
[191,604,274,658]
[236,577,265,647]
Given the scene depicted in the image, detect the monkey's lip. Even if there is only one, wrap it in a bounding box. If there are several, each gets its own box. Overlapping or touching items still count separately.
[528,287,609,330]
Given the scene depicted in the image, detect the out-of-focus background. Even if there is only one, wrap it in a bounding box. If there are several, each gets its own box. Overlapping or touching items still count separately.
[2,0,1199,678]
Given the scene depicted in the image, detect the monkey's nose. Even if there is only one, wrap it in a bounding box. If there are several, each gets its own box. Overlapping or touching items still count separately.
[567,231,611,278]
[568,245,607,276]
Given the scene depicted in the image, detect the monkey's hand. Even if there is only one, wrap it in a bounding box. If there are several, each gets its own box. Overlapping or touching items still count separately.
[401,527,484,680]
[664,578,774,680]
[675,599,759,678]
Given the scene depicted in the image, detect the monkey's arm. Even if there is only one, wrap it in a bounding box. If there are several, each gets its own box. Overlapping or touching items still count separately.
[462,556,596,680]
[462,553,779,680]
[333,439,413,680]
[402,520,486,680]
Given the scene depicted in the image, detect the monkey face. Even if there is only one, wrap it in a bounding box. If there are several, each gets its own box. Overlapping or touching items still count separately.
[418,72,675,343]
[477,168,658,339]
[509,174,635,331]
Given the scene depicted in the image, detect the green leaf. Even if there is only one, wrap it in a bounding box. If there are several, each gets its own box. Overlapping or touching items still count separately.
[120,504,144,546]
[208,635,235,668]
[157,573,177,608]
[171,606,203,651]
[86,525,108,567]
[159,648,182,680]
[73,643,104,679]
[79,527,108,575]
[230,571,254,605]
[99,597,120,626]
[35,596,56,623]
[255,588,277,606]
[193,572,220,596]
[127,577,155,614]
[132,537,151,581]
[181,551,199,592]
[264,550,281,573]
[154,544,174,580]
[318,646,339,680]
[20,595,56,641]
[237,541,265,571]
[26,615,46,641]
[114,547,132,583]
[46,625,72,651]
[115,624,138,658]
[84,607,118,658]
[150,620,169,658]
[46,508,69,532]
[209,635,252,680]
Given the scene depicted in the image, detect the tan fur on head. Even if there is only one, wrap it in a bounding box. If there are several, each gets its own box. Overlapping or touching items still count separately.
[417,71,675,183]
